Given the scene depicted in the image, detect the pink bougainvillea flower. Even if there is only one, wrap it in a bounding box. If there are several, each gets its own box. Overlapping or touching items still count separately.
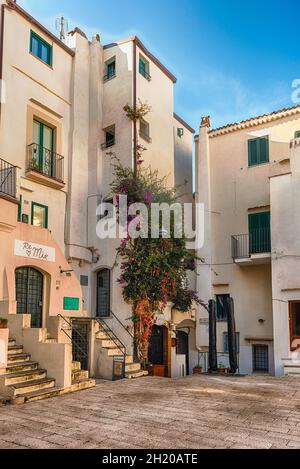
[137,159,144,165]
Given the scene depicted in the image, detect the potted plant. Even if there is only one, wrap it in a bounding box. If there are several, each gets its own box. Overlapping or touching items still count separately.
[218,362,227,374]
[193,366,203,375]
[0,318,8,329]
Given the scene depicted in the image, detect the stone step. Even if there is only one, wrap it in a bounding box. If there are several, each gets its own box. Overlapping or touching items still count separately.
[21,387,62,404]
[101,339,124,349]
[107,348,125,357]
[8,345,23,356]
[4,369,47,386]
[1,361,39,376]
[72,370,89,381]
[10,377,55,396]
[125,370,148,379]
[69,378,96,393]
[72,361,82,371]
[8,339,16,347]
[125,355,134,364]
[7,353,31,364]
[96,331,110,340]
[125,362,141,373]
[44,338,57,344]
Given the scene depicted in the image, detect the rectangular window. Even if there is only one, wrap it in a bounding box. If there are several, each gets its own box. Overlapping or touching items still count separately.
[31,202,48,229]
[248,211,271,254]
[223,332,240,353]
[295,130,300,139]
[30,31,52,66]
[32,119,56,177]
[253,345,269,372]
[101,125,115,150]
[139,56,151,81]
[177,128,184,138]
[104,57,116,81]
[248,136,269,167]
[216,294,230,321]
[140,119,151,143]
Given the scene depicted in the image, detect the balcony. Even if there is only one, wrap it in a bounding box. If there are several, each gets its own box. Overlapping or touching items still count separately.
[232,228,271,265]
[0,158,18,232]
[26,143,64,189]
[0,158,17,200]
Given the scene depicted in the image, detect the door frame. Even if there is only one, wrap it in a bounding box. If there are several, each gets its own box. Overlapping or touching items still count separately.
[15,266,45,328]
[96,268,111,318]
[289,301,300,351]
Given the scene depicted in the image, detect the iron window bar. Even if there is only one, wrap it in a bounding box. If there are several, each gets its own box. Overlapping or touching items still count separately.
[140,68,151,81]
[103,72,116,81]
[57,314,89,364]
[0,158,17,199]
[27,143,64,182]
[101,139,116,150]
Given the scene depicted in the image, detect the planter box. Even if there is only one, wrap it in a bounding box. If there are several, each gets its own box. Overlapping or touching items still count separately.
[0,328,9,369]
[148,364,166,377]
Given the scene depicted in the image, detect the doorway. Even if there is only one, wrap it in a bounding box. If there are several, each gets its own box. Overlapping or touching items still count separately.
[177,330,189,375]
[15,267,44,328]
[289,301,300,351]
[96,269,110,318]
[149,325,164,365]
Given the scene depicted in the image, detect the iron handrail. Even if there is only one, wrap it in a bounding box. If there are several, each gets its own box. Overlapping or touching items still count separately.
[94,316,126,356]
[57,314,89,362]
[109,310,134,339]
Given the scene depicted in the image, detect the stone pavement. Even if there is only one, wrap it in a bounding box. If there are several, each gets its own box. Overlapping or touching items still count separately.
[0,374,300,449]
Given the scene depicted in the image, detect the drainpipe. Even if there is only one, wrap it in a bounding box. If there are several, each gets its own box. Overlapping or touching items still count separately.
[0,3,7,123]
[133,38,137,175]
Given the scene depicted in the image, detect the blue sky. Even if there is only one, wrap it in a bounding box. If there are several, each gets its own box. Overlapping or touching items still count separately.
[19,0,300,130]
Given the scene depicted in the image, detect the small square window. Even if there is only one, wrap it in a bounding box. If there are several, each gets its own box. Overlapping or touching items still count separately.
[216,294,230,321]
[248,136,269,167]
[30,31,52,66]
[101,125,115,150]
[139,56,151,81]
[295,130,300,139]
[140,119,151,143]
[177,128,184,138]
[104,57,116,81]
[31,202,48,228]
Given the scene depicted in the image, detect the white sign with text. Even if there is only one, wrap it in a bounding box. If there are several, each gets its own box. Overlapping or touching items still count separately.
[14,240,55,262]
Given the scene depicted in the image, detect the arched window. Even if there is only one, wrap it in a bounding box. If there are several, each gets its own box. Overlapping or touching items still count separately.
[96,269,110,318]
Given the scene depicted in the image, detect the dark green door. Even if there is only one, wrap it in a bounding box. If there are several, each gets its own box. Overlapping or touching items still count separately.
[15,267,43,328]
[249,211,271,254]
[96,269,110,317]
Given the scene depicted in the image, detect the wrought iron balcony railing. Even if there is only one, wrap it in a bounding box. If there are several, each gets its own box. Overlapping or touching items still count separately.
[27,143,64,182]
[232,228,271,259]
[0,158,17,199]
[101,139,115,150]
[103,71,116,81]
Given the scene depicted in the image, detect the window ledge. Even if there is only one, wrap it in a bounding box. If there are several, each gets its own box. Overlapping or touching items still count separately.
[103,74,117,83]
[248,161,270,169]
[0,192,19,205]
[25,170,65,190]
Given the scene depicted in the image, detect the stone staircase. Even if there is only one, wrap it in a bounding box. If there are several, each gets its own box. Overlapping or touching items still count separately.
[0,339,95,404]
[283,355,300,376]
[96,328,148,379]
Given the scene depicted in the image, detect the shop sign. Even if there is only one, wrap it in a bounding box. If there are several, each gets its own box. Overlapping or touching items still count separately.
[14,240,55,262]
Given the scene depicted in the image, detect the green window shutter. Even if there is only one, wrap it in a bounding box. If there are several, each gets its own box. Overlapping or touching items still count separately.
[17,195,22,222]
[295,130,300,138]
[248,137,269,166]
[249,211,271,254]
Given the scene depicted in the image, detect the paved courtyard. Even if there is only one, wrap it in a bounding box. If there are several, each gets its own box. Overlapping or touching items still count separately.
[0,374,300,449]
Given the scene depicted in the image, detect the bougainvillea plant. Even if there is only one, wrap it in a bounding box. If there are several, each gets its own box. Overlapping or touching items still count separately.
[107,102,201,363]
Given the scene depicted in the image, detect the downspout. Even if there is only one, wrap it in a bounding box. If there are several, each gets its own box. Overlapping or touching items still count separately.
[133,38,137,175]
[0,4,7,123]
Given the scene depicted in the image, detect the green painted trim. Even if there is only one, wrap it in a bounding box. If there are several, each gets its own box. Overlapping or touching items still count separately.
[17,194,22,222]
[30,30,53,67]
[31,201,48,229]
